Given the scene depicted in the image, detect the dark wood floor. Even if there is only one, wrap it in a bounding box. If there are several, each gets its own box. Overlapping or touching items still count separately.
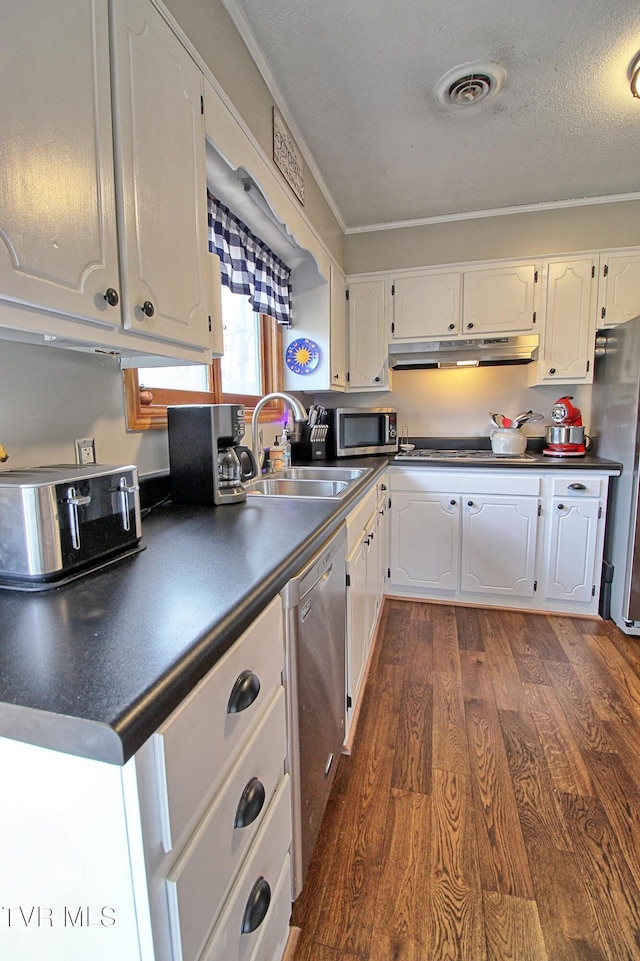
[290,600,640,961]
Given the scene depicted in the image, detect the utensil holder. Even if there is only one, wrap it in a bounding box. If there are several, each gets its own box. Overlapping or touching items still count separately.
[291,440,326,462]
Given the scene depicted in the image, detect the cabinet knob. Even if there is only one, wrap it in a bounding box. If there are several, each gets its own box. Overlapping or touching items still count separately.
[568,483,586,491]
[227,670,261,714]
[450,499,456,506]
[557,503,565,510]
[234,777,266,829]
[549,368,556,375]
[374,376,381,382]
[141,300,155,318]
[241,877,271,934]
[334,373,339,380]
[448,323,455,331]
[467,500,474,507]
[466,322,474,330]
[104,287,119,307]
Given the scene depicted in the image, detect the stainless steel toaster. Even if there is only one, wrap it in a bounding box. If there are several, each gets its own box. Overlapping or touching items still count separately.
[0,464,142,590]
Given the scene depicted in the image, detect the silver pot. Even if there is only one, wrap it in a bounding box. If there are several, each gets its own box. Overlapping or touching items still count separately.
[545,425,585,445]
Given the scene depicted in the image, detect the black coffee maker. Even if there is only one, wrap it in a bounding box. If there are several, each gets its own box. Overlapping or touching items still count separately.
[168,404,258,505]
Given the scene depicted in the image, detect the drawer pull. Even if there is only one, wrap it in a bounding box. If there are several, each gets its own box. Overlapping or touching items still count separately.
[568,483,587,491]
[241,876,271,934]
[227,670,261,714]
[234,777,266,829]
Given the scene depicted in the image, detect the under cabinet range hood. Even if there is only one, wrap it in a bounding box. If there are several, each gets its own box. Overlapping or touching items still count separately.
[389,334,539,370]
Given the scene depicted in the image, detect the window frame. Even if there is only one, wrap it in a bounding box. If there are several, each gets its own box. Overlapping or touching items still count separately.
[123,314,284,430]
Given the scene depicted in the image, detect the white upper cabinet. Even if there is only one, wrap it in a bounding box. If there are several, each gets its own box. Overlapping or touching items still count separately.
[529,256,597,386]
[389,260,539,343]
[462,262,539,335]
[110,0,212,349]
[597,250,640,328]
[391,269,461,339]
[0,0,119,325]
[0,0,218,363]
[330,264,348,388]
[347,277,389,390]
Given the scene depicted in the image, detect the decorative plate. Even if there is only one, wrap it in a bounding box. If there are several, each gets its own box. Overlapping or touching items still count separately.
[285,338,320,375]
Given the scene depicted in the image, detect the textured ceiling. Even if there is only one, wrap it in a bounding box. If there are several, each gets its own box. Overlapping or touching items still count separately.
[223,0,640,231]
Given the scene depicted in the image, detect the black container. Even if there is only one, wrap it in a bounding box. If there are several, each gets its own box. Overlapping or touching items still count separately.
[291,440,327,462]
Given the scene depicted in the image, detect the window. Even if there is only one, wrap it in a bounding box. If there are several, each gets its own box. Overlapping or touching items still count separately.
[124,192,292,430]
[124,285,283,430]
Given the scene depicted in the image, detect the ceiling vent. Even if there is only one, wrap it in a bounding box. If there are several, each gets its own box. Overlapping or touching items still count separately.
[435,61,507,107]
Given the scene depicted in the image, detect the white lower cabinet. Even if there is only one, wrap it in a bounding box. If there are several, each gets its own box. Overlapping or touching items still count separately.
[460,494,539,598]
[345,478,388,742]
[388,468,612,616]
[0,596,291,961]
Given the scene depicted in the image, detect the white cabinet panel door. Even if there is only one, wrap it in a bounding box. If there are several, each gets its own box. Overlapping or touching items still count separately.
[0,0,120,325]
[462,263,537,334]
[544,499,601,604]
[389,491,459,591]
[111,0,212,349]
[391,271,461,339]
[460,496,538,597]
[347,279,388,388]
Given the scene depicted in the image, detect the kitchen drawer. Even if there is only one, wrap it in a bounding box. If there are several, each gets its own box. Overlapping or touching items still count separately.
[166,687,287,961]
[390,468,541,496]
[154,596,284,853]
[550,475,604,498]
[199,774,292,961]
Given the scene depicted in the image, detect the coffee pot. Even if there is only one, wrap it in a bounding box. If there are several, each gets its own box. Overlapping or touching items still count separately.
[167,403,258,506]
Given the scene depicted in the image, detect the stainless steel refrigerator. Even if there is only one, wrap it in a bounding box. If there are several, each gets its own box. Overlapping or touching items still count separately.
[592,314,640,634]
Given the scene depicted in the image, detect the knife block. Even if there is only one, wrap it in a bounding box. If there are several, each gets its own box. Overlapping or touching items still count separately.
[291,440,326,462]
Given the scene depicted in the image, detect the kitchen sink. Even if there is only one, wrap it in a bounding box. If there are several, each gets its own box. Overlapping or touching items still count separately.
[246,466,371,499]
[277,466,370,482]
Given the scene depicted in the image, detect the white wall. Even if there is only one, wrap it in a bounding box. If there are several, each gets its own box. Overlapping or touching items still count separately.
[313,363,592,445]
[0,342,168,473]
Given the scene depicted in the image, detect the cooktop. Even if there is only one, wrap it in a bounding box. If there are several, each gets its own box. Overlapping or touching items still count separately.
[395,449,536,463]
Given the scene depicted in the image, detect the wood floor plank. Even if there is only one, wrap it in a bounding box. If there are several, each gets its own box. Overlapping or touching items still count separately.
[391,674,433,795]
[431,603,463,674]
[455,605,486,651]
[480,613,527,713]
[514,653,551,686]
[522,682,594,797]
[433,667,471,776]
[544,659,616,753]
[498,708,571,851]
[526,843,609,961]
[430,768,486,961]
[482,891,548,961]
[560,791,640,961]
[309,663,403,956]
[580,748,640,893]
[461,652,535,899]
[368,788,432,961]
[587,630,640,722]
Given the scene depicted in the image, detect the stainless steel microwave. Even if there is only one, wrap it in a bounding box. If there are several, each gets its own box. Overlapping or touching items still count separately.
[329,407,398,457]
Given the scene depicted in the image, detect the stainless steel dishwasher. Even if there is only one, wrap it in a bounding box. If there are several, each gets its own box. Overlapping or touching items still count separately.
[281,522,347,898]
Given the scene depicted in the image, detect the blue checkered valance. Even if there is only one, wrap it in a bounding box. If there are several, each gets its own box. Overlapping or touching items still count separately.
[208,193,292,327]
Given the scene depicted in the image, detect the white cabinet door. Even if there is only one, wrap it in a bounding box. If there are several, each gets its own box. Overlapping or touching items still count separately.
[460,495,539,597]
[346,533,369,717]
[598,251,640,328]
[391,270,461,340]
[544,498,601,604]
[462,262,538,334]
[110,0,213,349]
[533,257,597,385]
[330,264,348,388]
[347,278,389,389]
[0,0,120,326]
[389,491,460,591]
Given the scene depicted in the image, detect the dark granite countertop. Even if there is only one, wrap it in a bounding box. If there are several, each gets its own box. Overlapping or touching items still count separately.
[0,460,387,765]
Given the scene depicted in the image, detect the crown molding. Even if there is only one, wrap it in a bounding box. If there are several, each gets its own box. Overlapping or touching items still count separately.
[345,191,640,235]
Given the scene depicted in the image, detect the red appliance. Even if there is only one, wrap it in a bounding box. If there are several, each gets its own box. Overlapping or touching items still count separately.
[543,395,587,457]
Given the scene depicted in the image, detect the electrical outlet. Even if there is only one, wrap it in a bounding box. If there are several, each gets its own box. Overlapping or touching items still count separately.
[75,437,96,465]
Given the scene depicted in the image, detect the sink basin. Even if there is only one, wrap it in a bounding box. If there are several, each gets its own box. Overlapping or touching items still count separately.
[277,466,370,482]
[247,478,349,498]
[246,465,372,499]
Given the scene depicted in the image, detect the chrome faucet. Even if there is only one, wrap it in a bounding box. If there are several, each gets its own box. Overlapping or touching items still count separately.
[251,392,308,470]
